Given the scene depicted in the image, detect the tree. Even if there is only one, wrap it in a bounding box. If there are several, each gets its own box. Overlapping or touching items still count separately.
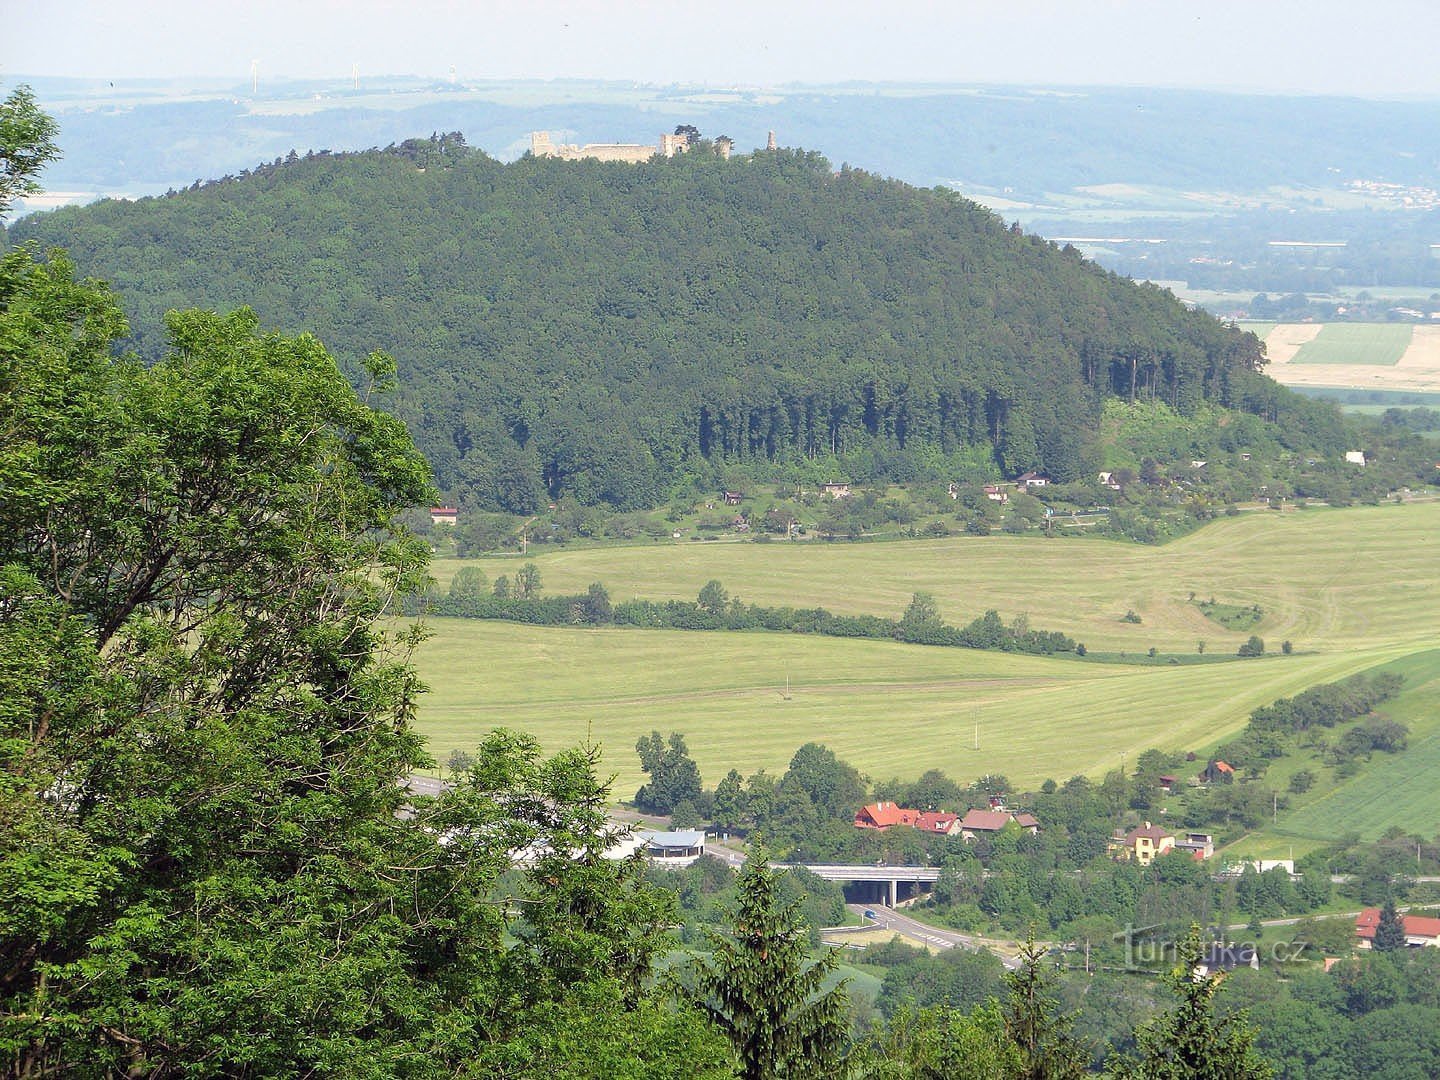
[515,560,542,598]
[899,592,944,642]
[785,742,867,821]
[1372,898,1407,952]
[713,769,748,832]
[635,730,703,814]
[683,856,849,1080]
[1238,635,1266,658]
[0,85,59,215]
[858,1002,1022,1079]
[449,564,490,600]
[0,248,729,1076]
[1001,936,1089,1079]
[581,581,612,623]
[1110,928,1274,1079]
[698,578,730,616]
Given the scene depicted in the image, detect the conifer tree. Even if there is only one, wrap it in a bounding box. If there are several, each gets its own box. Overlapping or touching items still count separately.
[684,853,850,1079]
[1003,934,1089,1079]
[1373,898,1408,952]
[1109,927,1274,1079]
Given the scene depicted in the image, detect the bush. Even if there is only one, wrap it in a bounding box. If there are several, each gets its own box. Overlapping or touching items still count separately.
[1238,635,1266,657]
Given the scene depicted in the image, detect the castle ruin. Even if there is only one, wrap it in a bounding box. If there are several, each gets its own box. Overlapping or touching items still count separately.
[529,130,732,163]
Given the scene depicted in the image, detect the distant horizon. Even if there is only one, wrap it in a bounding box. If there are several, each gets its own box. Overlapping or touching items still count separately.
[7,1,1440,99]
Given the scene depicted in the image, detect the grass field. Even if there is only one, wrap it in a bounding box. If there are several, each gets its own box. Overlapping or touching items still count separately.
[411,501,1440,801]
[1289,323,1412,366]
[430,501,1440,654]
[1230,650,1440,858]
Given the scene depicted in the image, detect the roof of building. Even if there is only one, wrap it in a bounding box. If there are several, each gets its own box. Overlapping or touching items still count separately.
[1125,823,1173,844]
[642,830,706,848]
[916,811,959,832]
[1356,908,1440,941]
[857,802,920,828]
[1197,943,1258,972]
[959,808,1016,832]
[1014,812,1040,829]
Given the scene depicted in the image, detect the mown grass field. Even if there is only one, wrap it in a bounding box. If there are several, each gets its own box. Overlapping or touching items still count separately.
[429,501,1440,654]
[1289,323,1412,366]
[1230,650,1440,858]
[411,501,1440,800]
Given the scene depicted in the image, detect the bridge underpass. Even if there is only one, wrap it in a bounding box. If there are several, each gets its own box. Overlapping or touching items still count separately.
[774,864,941,907]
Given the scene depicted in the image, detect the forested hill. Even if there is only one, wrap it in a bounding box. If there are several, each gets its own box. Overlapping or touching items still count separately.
[9,136,1294,511]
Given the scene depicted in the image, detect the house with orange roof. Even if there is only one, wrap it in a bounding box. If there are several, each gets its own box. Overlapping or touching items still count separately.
[1116,822,1175,866]
[1355,908,1440,949]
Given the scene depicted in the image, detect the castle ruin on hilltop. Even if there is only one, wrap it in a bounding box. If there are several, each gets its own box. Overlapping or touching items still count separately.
[529,130,733,163]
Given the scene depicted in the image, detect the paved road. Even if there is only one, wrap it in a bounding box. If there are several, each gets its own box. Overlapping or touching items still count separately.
[841,903,1024,969]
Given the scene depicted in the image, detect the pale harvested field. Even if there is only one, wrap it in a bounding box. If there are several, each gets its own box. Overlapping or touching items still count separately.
[1264,323,1440,393]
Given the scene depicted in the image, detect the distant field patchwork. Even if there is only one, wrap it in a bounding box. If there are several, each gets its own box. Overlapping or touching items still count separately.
[1262,323,1440,393]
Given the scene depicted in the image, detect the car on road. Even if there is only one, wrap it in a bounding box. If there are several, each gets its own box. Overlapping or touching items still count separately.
[863,909,878,920]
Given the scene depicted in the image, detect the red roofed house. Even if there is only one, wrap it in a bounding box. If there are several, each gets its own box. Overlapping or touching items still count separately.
[958,808,1040,842]
[854,802,920,830]
[1200,760,1235,784]
[430,506,459,527]
[1355,908,1440,949]
[1118,822,1175,866]
[916,811,961,836]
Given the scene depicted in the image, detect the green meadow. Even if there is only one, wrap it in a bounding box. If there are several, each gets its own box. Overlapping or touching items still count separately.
[410,501,1440,797]
[1291,323,1413,366]
[430,501,1440,654]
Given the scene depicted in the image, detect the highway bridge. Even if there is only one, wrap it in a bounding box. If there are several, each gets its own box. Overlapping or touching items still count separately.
[773,863,941,907]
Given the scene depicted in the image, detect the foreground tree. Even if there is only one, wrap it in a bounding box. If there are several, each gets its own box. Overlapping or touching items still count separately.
[1109,928,1274,1079]
[684,855,850,1079]
[0,84,59,214]
[0,247,730,1076]
[1004,936,1090,1079]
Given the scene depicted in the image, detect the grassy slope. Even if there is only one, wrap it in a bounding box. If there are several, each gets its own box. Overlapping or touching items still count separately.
[1228,649,1440,858]
[411,619,1404,798]
[431,501,1440,653]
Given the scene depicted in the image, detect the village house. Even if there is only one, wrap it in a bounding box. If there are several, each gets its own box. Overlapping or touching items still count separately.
[1194,942,1259,977]
[429,506,459,527]
[1116,822,1175,866]
[854,801,921,829]
[723,490,744,505]
[822,482,852,499]
[958,808,1040,842]
[1356,908,1440,948]
[640,829,707,865]
[983,484,1009,503]
[1016,471,1049,488]
[1174,832,1215,860]
[1096,471,1121,490]
[1199,760,1235,784]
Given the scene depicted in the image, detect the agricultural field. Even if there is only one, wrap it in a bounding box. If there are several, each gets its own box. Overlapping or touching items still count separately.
[410,619,1404,799]
[429,501,1440,654]
[1231,649,1440,859]
[1261,323,1440,393]
[410,501,1440,797]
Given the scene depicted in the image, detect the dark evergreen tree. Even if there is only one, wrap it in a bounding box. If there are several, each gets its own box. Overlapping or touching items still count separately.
[1373,898,1408,952]
[683,855,850,1080]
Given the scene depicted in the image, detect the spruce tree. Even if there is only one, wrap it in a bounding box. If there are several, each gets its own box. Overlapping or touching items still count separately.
[1003,934,1089,1079]
[1373,898,1408,952]
[685,854,850,1079]
[1110,927,1274,1079]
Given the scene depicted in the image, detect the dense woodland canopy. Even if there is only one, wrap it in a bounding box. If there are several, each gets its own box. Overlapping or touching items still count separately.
[7,135,1312,512]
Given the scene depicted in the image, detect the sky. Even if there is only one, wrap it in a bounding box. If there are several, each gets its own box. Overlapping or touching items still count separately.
[7,0,1440,98]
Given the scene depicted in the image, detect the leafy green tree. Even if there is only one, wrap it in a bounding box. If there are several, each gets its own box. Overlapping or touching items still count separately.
[683,855,849,1080]
[449,564,490,600]
[0,84,59,214]
[0,250,726,1075]
[699,578,730,615]
[635,730,703,814]
[515,560,543,598]
[858,1002,1023,1079]
[785,742,867,821]
[1109,927,1274,1079]
[899,592,944,642]
[1372,898,1408,952]
[581,581,613,623]
[714,769,748,832]
[1238,635,1266,657]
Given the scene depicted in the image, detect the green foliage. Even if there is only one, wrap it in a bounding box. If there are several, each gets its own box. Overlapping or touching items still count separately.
[1372,899,1408,953]
[635,730,704,814]
[0,243,729,1076]
[0,85,60,215]
[1109,928,1274,1079]
[857,1001,1023,1080]
[683,856,850,1080]
[1237,635,1266,658]
[13,144,1280,510]
[1003,937,1090,1079]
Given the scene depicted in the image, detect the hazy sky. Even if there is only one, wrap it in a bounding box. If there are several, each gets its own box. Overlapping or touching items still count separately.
[8,0,1440,97]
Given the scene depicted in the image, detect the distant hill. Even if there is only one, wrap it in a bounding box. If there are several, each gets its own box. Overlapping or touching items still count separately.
[10,138,1319,511]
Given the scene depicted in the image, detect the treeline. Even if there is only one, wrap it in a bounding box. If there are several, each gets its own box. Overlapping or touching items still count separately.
[1214,671,1406,774]
[411,572,1078,655]
[10,138,1316,512]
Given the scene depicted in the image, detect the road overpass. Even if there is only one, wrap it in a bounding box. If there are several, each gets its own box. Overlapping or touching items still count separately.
[774,863,941,907]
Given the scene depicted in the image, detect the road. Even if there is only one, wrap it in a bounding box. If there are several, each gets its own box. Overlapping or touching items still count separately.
[840,903,1025,969]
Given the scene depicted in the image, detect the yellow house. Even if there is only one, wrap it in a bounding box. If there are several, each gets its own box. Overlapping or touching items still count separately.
[1122,822,1175,866]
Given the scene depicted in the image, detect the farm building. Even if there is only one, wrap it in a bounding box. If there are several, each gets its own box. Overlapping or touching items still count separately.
[1356,908,1440,949]
[429,506,459,526]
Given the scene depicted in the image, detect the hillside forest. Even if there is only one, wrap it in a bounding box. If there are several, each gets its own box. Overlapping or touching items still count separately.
[7,135,1339,515]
